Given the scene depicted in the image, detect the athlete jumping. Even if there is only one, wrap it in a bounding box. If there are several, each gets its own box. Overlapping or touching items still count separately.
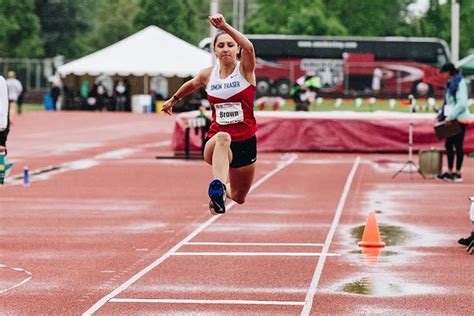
[162,13,257,215]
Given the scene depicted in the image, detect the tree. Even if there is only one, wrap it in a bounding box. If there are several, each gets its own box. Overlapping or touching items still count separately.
[186,0,212,43]
[0,0,43,57]
[415,0,474,58]
[415,0,450,39]
[134,0,199,45]
[458,0,474,57]
[85,0,140,51]
[35,0,96,58]
[324,0,414,36]
[245,0,346,35]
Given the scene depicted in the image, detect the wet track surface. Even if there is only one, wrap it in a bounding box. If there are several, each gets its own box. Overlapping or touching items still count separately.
[0,112,473,315]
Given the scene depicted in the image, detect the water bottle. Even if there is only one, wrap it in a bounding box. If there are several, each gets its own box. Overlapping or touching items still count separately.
[23,166,29,187]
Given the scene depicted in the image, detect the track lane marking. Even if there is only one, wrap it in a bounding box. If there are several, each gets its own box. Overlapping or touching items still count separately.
[83,153,298,315]
[109,298,305,306]
[173,252,340,257]
[301,156,361,316]
[0,264,33,294]
[186,242,324,246]
[5,141,171,186]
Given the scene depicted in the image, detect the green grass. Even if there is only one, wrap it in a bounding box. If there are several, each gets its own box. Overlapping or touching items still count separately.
[21,104,44,112]
[256,98,445,113]
[24,99,473,114]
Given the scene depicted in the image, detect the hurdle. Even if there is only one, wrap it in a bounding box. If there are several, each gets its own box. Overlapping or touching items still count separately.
[156,117,207,160]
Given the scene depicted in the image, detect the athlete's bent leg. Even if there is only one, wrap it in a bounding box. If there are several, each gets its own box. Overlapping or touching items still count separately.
[203,132,233,182]
[204,132,233,214]
[228,163,255,204]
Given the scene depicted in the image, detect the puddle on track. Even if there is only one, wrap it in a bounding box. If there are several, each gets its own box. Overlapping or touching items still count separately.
[342,276,401,295]
[352,224,410,247]
[339,275,444,296]
[339,218,445,296]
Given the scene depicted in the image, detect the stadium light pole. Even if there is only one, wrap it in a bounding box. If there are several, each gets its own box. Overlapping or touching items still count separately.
[210,0,219,64]
[238,0,245,32]
[233,0,239,29]
[451,0,460,63]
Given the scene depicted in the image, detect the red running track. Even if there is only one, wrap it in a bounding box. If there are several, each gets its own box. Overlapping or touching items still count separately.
[0,111,472,315]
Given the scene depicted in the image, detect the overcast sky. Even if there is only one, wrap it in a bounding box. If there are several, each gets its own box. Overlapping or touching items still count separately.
[408,0,430,16]
[408,0,450,16]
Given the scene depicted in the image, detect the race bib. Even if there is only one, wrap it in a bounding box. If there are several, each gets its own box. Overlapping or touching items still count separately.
[215,102,244,125]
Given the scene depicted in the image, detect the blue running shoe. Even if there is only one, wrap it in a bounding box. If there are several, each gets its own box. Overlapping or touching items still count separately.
[208,179,226,215]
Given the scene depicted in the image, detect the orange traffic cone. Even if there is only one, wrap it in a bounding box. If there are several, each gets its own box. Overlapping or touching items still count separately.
[358,211,385,248]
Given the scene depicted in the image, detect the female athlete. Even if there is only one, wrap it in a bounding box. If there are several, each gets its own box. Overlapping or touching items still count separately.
[162,13,257,215]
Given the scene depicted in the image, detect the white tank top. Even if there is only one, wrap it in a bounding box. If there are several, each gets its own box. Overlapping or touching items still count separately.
[205,62,257,141]
[206,62,251,100]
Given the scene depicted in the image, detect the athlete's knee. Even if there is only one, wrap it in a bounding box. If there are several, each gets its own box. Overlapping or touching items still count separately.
[215,132,231,145]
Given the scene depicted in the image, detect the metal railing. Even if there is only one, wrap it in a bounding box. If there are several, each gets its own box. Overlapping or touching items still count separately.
[0,56,65,91]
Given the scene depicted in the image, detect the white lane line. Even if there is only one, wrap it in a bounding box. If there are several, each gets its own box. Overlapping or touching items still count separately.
[82,153,298,315]
[5,140,171,186]
[301,156,361,316]
[0,264,33,294]
[110,298,305,306]
[186,242,324,246]
[173,252,339,257]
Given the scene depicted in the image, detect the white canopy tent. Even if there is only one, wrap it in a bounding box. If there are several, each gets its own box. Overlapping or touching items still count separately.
[58,25,212,80]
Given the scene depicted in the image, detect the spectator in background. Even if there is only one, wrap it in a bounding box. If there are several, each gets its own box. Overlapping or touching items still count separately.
[6,71,23,119]
[80,80,89,98]
[0,75,9,153]
[436,63,470,182]
[50,84,60,111]
[304,71,322,95]
[290,84,310,111]
[49,73,63,111]
[290,72,320,111]
[113,80,127,112]
[90,81,108,111]
[124,79,131,111]
[372,67,383,95]
[17,85,26,115]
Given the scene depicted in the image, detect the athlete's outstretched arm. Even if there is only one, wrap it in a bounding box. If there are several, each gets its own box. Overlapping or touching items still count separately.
[0,76,8,130]
[161,67,212,115]
[209,14,256,76]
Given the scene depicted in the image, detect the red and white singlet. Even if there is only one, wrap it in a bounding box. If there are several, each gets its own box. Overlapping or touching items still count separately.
[205,62,257,141]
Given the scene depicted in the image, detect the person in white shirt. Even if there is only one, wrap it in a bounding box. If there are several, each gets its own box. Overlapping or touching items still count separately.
[371,67,383,94]
[0,75,9,152]
[6,71,23,119]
